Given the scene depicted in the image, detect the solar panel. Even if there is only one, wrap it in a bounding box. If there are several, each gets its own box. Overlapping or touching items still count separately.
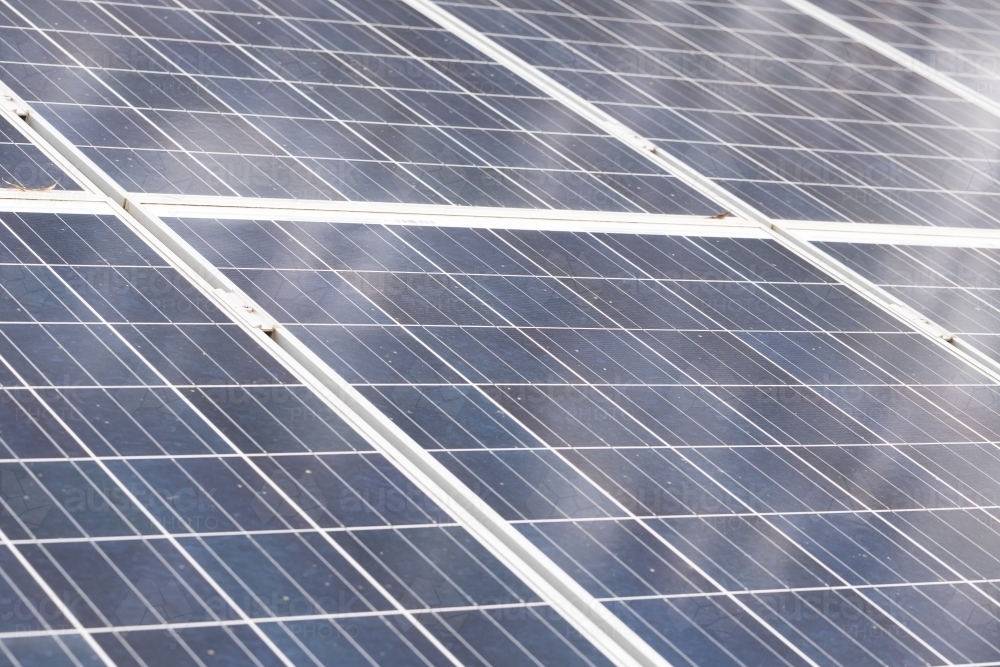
[816,0,1000,102]
[431,0,1000,227]
[4,0,1000,665]
[0,0,718,214]
[0,205,621,666]
[162,213,1000,666]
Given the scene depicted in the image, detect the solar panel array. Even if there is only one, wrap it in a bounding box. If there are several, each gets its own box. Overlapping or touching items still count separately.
[3,0,1000,666]
[442,0,1000,227]
[164,214,1000,666]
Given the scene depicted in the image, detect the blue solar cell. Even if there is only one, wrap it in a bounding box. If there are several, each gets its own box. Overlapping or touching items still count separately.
[0,112,78,191]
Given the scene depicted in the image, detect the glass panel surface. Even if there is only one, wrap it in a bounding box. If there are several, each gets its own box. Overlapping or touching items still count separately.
[0,113,80,191]
[0,0,715,214]
[821,240,1000,369]
[441,0,1000,226]
[167,214,1000,666]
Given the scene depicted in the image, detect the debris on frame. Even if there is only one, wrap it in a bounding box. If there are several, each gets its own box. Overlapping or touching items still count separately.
[4,181,57,192]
